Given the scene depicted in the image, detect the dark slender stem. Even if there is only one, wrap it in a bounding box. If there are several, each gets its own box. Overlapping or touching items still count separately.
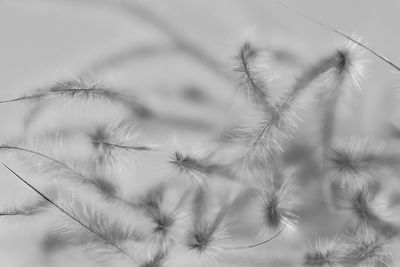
[0,212,20,216]
[2,163,137,264]
[0,146,69,169]
[93,141,154,151]
[221,227,283,250]
[0,94,46,104]
[276,1,400,72]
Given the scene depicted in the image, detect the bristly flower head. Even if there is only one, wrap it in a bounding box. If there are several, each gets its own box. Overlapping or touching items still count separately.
[165,136,217,185]
[140,183,188,251]
[255,168,298,231]
[327,139,379,191]
[232,46,363,173]
[184,187,229,264]
[332,35,366,91]
[233,42,276,109]
[341,231,390,267]
[339,189,399,238]
[303,237,343,267]
[185,210,228,263]
[168,151,208,182]
[140,249,168,267]
[89,120,153,170]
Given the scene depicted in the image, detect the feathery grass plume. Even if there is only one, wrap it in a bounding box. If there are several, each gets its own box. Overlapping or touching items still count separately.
[140,249,169,267]
[2,133,128,198]
[2,164,138,264]
[4,133,121,197]
[2,144,156,238]
[185,187,229,263]
[326,139,400,191]
[333,37,366,90]
[340,231,390,267]
[0,198,48,217]
[303,237,343,267]
[319,38,366,154]
[236,49,354,173]
[166,139,226,184]
[339,190,399,238]
[318,39,364,148]
[0,133,70,174]
[168,151,209,184]
[347,190,382,230]
[277,1,400,72]
[0,143,122,199]
[0,78,151,117]
[89,120,155,169]
[70,154,122,198]
[254,169,298,231]
[0,143,68,175]
[317,40,365,210]
[234,42,273,109]
[90,175,119,197]
[140,183,189,251]
[47,192,143,248]
[185,209,228,262]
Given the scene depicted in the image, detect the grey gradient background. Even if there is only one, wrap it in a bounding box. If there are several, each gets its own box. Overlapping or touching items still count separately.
[1,1,400,266]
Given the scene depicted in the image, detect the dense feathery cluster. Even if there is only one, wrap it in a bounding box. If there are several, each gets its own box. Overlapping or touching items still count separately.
[1,2,400,267]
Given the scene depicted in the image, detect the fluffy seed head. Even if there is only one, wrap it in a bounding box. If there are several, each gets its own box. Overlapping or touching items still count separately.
[327,139,379,191]
[90,120,150,169]
[255,170,298,231]
[233,42,275,108]
[303,238,343,267]
[331,36,366,91]
[341,232,389,267]
[185,215,228,261]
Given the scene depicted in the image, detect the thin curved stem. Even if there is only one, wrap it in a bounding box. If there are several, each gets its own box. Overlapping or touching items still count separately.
[276,1,400,72]
[221,227,283,250]
[2,164,137,264]
[0,94,46,104]
[0,145,70,169]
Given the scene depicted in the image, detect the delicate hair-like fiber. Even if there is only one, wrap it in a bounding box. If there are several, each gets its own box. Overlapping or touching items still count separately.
[0,79,151,117]
[2,164,138,264]
[277,1,400,72]
[303,237,343,267]
[234,42,273,110]
[236,50,355,174]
